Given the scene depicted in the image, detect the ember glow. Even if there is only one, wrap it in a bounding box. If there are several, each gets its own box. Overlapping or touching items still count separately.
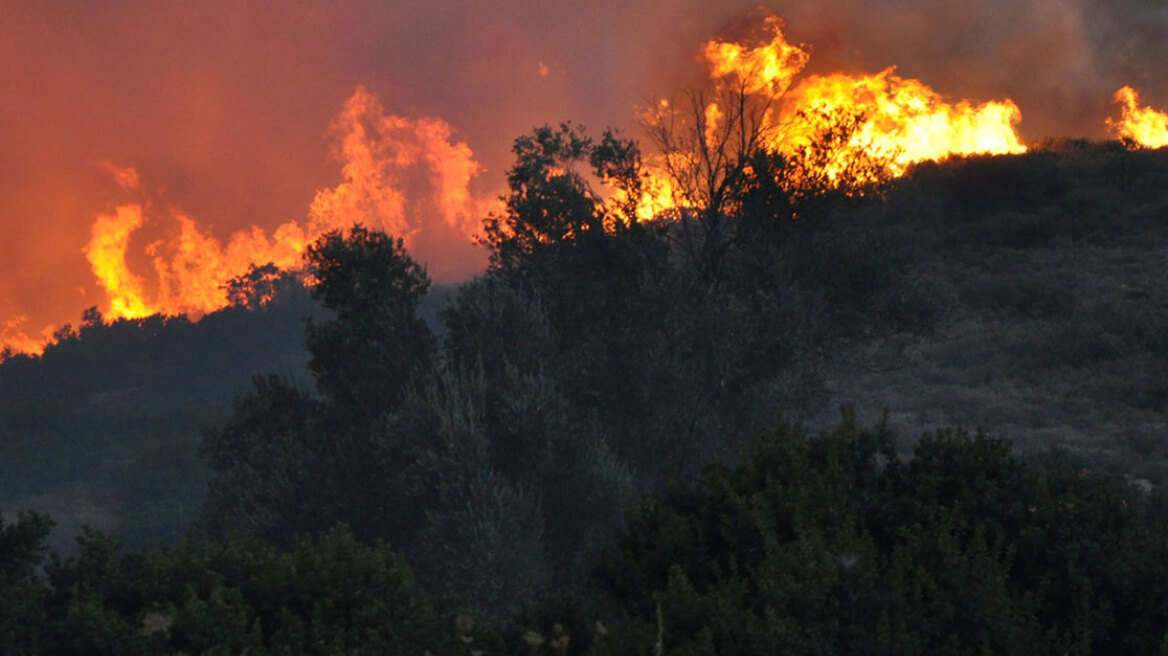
[1109,86,1168,149]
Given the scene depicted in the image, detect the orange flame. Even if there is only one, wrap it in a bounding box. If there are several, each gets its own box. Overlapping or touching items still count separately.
[0,316,48,358]
[701,14,810,98]
[78,85,489,326]
[781,70,1026,181]
[1108,86,1168,148]
[632,12,1026,216]
[84,204,153,318]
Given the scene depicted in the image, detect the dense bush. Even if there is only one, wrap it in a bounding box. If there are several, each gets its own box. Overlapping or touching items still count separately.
[587,414,1168,655]
[0,520,473,656]
[0,270,319,549]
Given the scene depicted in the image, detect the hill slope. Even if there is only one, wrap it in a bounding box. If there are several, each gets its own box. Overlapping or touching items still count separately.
[819,141,1168,484]
[3,141,1167,550]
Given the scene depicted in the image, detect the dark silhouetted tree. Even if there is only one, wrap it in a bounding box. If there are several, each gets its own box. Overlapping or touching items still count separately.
[305,225,436,418]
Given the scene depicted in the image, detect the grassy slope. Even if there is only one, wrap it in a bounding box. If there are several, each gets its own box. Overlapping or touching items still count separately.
[818,141,1168,485]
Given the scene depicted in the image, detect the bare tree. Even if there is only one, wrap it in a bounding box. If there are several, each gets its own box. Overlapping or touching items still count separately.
[642,73,782,283]
[642,77,894,286]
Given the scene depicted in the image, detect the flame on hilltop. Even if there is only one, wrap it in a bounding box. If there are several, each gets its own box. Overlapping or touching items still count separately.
[1109,86,1168,149]
[635,12,1026,214]
[720,14,1028,176]
[781,71,1026,180]
[81,86,490,327]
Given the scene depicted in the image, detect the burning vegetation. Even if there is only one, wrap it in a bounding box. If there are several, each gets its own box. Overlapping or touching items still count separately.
[81,86,489,326]
[1109,85,1168,149]
[2,10,1168,356]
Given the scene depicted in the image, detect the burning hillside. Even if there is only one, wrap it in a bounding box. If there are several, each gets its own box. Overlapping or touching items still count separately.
[3,6,1168,356]
[82,87,492,325]
[636,13,1028,216]
[711,15,1026,173]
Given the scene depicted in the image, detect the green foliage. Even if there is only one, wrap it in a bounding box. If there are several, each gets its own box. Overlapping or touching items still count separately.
[440,276,557,382]
[205,224,635,611]
[14,526,466,655]
[146,528,455,656]
[589,414,1168,655]
[10,132,1168,652]
[225,262,308,310]
[467,122,935,489]
[0,511,53,655]
[391,363,633,612]
[1011,298,1168,370]
[305,225,436,416]
[481,123,647,275]
[42,528,152,655]
[204,227,442,548]
[202,375,322,541]
[0,276,318,550]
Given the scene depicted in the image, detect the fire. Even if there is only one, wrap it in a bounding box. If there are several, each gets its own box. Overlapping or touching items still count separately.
[308,87,487,243]
[5,12,1163,358]
[79,85,488,326]
[84,205,154,319]
[633,12,1026,216]
[1,85,492,355]
[781,71,1026,182]
[700,14,809,98]
[0,316,47,357]
[1108,86,1168,149]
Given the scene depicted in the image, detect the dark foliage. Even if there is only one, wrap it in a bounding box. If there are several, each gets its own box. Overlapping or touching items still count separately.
[305,225,436,417]
[0,520,471,656]
[0,269,319,549]
[588,414,1168,655]
[7,121,1168,653]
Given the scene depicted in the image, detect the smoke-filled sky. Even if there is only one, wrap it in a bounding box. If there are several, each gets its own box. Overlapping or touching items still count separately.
[2,0,1167,350]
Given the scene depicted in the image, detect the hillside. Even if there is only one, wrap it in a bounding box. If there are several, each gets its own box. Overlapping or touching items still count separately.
[0,281,319,549]
[2,140,1167,553]
[818,140,1168,485]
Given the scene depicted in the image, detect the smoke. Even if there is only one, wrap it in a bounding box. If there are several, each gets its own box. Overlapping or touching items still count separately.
[1,1,1165,351]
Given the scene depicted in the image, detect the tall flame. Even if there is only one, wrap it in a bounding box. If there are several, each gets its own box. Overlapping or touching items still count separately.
[1108,86,1168,149]
[84,205,153,319]
[701,14,810,98]
[79,85,490,326]
[7,13,1163,358]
